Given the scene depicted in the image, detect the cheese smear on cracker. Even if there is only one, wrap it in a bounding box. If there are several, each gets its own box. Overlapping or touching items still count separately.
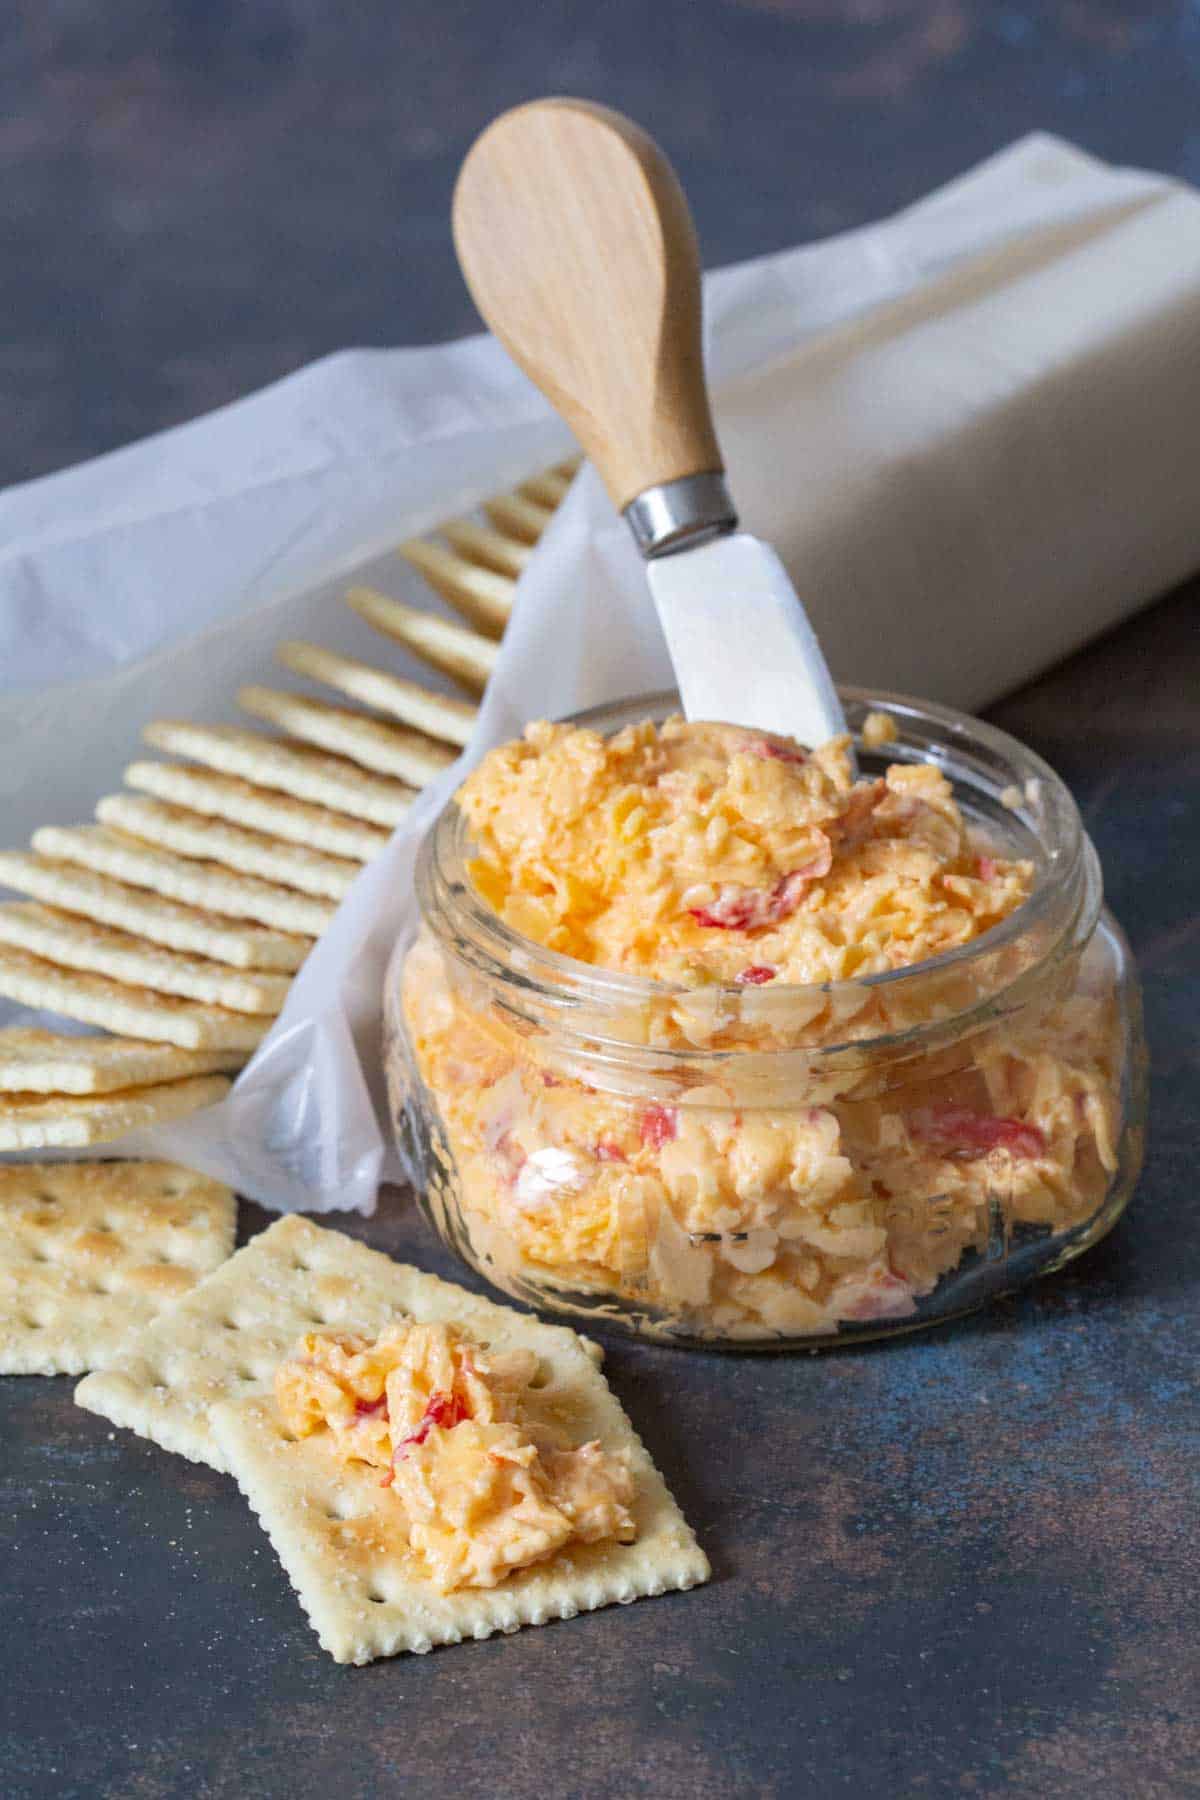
[275,1320,636,1593]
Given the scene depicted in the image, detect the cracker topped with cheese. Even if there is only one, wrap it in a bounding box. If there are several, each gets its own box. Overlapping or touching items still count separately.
[275,1318,637,1594]
[77,1216,708,1662]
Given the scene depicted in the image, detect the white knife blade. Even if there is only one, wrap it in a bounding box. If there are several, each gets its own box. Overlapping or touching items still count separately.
[646,531,846,749]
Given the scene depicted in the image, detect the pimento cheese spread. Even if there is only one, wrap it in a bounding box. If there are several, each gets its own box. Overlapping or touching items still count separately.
[398,716,1120,1340]
[456,717,1031,985]
[276,1321,636,1590]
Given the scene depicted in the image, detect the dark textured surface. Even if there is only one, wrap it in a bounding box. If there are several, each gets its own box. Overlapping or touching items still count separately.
[4,5,1200,1798]
[4,624,1197,1800]
[5,1,1200,487]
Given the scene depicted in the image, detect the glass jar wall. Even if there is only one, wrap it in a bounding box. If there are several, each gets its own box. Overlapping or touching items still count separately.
[384,691,1146,1347]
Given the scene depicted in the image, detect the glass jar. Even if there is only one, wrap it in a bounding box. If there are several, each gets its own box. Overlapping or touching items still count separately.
[384,689,1146,1347]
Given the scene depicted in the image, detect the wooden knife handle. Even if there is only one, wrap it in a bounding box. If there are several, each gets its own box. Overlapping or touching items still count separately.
[452,98,723,514]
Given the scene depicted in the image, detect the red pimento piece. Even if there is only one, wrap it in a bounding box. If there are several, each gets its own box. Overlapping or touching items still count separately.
[910,1104,1047,1160]
[594,1140,627,1163]
[744,734,808,767]
[830,778,886,848]
[639,1104,678,1150]
[735,964,777,985]
[418,1390,468,1438]
[840,1267,916,1322]
[541,1071,565,1088]
[689,844,830,932]
[493,1130,527,1176]
[976,854,999,881]
[354,1394,388,1421]
[392,1389,469,1466]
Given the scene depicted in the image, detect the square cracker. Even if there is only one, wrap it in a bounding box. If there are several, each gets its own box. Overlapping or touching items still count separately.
[396,539,514,637]
[484,489,555,545]
[0,943,269,1050]
[95,794,358,902]
[213,1384,707,1665]
[31,825,335,938]
[276,641,477,749]
[519,467,573,508]
[0,850,310,972]
[439,518,532,579]
[237,685,456,787]
[0,1028,243,1095]
[0,902,289,1015]
[0,1161,235,1375]
[141,721,415,828]
[77,1216,708,1663]
[344,587,497,696]
[0,1072,231,1151]
[123,762,390,863]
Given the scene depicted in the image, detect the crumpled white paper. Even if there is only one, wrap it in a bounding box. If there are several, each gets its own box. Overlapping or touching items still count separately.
[4,133,1199,1211]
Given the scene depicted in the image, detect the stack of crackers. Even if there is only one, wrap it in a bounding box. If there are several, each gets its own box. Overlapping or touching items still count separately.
[0,466,574,1154]
[0,465,707,1663]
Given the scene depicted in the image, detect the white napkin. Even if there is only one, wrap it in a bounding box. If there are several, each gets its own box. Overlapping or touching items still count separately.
[3,134,1198,1208]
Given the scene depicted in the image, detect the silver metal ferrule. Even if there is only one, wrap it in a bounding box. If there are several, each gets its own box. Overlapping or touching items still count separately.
[623,471,738,560]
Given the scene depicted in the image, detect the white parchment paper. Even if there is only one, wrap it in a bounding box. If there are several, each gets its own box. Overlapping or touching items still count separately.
[3,134,1199,1210]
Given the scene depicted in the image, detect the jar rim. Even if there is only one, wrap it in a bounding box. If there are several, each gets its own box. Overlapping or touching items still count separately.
[414,686,1097,1054]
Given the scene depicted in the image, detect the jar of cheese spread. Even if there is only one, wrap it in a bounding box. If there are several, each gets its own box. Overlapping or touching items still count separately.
[384,690,1146,1347]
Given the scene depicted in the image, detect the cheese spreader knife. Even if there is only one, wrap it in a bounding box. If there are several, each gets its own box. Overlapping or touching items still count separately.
[453,98,846,749]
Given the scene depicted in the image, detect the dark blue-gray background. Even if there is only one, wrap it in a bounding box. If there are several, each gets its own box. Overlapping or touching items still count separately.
[6,1,1200,485]
[4,6,1199,1799]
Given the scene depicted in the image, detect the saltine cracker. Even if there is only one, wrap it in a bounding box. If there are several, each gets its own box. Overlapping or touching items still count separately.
[0,1161,235,1374]
[0,1073,231,1151]
[142,722,414,827]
